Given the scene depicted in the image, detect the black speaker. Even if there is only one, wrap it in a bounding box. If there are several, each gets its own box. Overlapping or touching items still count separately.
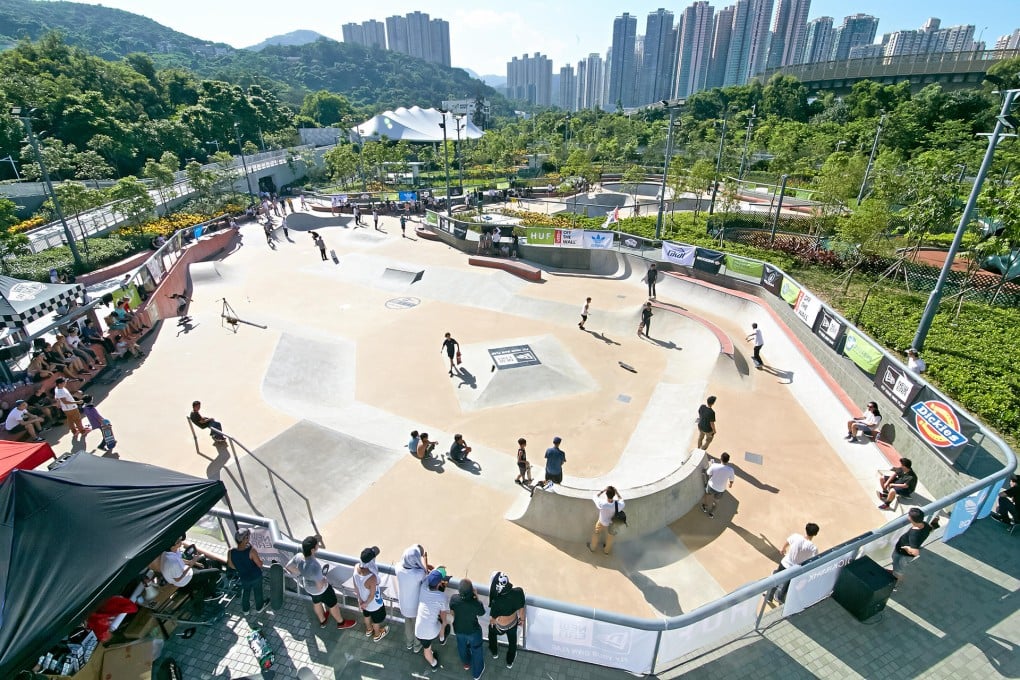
[832,555,896,621]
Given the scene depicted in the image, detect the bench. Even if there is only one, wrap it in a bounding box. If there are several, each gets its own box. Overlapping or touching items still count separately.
[467,256,543,282]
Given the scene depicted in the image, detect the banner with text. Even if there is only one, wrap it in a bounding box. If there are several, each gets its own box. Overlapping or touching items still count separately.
[524,607,656,674]
[843,328,884,374]
[583,231,616,249]
[813,307,847,351]
[661,241,697,267]
[873,357,923,412]
[560,228,585,248]
[525,227,557,245]
[902,386,981,460]
[725,254,764,279]
[693,247,725,274]
[793,288,822,328]
[760,263,784,297]
[655,596,758,667]
[779,277,802,306]
[943,486,992,541]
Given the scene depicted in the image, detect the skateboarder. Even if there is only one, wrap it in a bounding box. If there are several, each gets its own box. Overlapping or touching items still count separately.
[400,214,407,237]
[747,323,764,367]
[646,263,658,298]
[313,233,327,261]
[697,396,717,450]
[579,297,591,330]
[638,302,653,337]
[514,438,533,486]
[700,452,735,518]
[442,332,460,376]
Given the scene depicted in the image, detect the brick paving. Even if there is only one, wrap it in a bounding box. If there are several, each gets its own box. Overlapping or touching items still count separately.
[164,516,1017,679]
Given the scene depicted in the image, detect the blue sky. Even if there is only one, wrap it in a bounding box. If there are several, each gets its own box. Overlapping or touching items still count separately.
[75,0,1017,75]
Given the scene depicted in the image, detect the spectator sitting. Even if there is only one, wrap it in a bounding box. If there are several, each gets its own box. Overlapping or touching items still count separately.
[449,434,472,463]
[190,401,226,442]
[846,401,882,442]
[27,351,56,382]
[160,535,225,615]
[878,458,918,510]
[408,430,420,455]
[990,474,1020,525]
[111,334,144,359]
[54,334,96,372]
[416,433,437,460]
[26,387,60,424]
[105,313,128,333]
[4,400,46,441]
[65,326,102,366]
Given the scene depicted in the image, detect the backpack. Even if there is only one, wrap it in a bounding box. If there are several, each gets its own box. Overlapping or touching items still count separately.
[612,501,627,526]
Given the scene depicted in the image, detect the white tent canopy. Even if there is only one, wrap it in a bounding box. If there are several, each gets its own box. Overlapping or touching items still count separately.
[352,107,484,143]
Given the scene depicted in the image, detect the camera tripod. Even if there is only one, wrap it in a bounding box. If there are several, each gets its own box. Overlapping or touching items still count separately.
[221,298,267,333]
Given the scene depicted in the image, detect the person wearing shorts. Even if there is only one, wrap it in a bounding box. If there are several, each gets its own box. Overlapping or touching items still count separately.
[286,536,356,630]
[579,297,590,330]
[514,438,532,485]
[354,546,389,642]
[415,570,451,670]
[544,436,566,484]
[700,452,735,518]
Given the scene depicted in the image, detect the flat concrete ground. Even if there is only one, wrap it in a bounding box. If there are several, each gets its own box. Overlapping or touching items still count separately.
[52,210,902,617]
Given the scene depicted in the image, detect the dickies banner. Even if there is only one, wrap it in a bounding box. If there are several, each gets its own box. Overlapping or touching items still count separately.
[872,357,923,412]
[902,387,980,460]
[661,241,697,267]
[760,263,784,296]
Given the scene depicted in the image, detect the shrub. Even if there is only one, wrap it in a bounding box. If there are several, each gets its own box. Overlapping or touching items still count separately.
[8,236,135,281]
[10,216,46,233]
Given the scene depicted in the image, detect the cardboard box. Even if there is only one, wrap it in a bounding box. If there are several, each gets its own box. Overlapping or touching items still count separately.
[100,640,155,680]
[44,645,105,680]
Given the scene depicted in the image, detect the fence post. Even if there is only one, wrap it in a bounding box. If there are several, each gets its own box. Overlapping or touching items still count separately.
[768,175,789,247]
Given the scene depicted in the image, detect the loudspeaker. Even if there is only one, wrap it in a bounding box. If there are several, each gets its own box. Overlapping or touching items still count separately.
[832,555,896,621]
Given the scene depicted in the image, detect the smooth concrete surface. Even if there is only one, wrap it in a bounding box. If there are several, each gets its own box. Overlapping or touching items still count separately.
[44,209,913,618]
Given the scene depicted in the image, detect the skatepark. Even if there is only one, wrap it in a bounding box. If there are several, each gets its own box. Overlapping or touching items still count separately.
[54,208,934,618]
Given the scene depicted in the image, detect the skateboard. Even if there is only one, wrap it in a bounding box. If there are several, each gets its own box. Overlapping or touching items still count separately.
[269,562,285,611]
[330,249,339,264]
[247,628,275,669]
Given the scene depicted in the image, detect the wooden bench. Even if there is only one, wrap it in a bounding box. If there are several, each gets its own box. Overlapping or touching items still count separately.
[467,256,543,282]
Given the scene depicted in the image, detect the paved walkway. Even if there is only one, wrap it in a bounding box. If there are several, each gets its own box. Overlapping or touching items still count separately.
[165,516,1017,678]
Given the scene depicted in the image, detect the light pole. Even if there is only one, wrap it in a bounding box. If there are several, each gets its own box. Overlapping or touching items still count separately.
[708,110,730,215]
[453,113,466,191]
[856,112,886,206]
[438,109,452,217]
[655,99,683,239]
[232,122,256,206]
[912,89,1019,351]
[11,107,83,269]
[1,154,20,180]
[737,105,756,181]
[205,140,221,154]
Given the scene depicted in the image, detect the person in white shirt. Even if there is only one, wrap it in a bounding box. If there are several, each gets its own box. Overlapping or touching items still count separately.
[766,523,820,604]
[396,544,430,652]
[846,401,883,442]
[747,323,764,367]
[579,297,591,330]
[53,377,86,435]
[700,452,736,518]
[906,348,927,374]
[160,535,224,614]
[587,486,624,555]
[415,570,451,670]
[4,400,45,441]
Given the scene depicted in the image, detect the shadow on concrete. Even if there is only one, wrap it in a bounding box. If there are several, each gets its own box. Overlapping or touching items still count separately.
[455,367,478,390]
[625,569,684,617]
[644,335,683,351]
[587,330,621,345]
[653,632,817,679]
[760,364,794,384]
[733,465,779,494]
[728,520,783,563]
[420,454,446,474]
[450,456,482,476]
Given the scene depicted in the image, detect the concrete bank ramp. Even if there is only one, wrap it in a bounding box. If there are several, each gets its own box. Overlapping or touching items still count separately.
[188,260,240,287]
[284,212,349,231]
[380,267,423,287]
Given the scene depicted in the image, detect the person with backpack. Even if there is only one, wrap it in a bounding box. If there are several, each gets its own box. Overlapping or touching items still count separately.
[587,485,625,555]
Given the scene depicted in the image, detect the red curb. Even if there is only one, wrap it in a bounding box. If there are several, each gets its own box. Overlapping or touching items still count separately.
[649,300,734,357]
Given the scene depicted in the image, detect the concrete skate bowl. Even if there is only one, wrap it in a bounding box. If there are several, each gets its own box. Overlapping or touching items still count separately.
[283,212,348,232]
[188,260,242,289]
[602,181,662,198]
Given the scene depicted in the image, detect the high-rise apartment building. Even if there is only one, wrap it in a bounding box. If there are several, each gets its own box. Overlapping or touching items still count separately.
[506,53,552,106]
[384,13,450,66]
[559,65,578,112]
[608,13,639,109]
[385,15,408,54]
[673,1,715,98]
[831,14,879,61]
[429,18,451,67]
[996,28,1020,50]
[638,8,677,105]
[880,18,981,57]
[342,20,386,49]
[724,0,773,84]
[707,5,736,89]
[802,16,834,63]
[748,0,775,77]
[848,44,883,59]
[766,0,812,69]
[576,52,606,110]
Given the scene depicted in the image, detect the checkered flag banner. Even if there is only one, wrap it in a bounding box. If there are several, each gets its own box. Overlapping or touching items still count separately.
[0,276,85,330]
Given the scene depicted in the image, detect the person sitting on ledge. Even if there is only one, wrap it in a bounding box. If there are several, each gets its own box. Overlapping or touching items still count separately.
[878,458,917,510]
[190,400,226,442]
[846,401,882,442]
[449,434,472,464]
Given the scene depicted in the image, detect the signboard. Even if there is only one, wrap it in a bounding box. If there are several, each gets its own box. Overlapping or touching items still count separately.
[560,228,585,248]
[793,289,822,328]
[248,526,285,566]
[779,277,801,306]
[526,228,556,245]
[693,248,725,274]
[903,387,980,459]
[760,264,784,297]
[398,191,418,202]
[144,255,165,286]
[782,550,856,617]
[661,241,696,267]
[425,210,438,226]
[524,607,656,674]
[724,254,764,279]
[812,308,847,350]
[583,231,615,249]
[873,357,923,412]
[977,479,1006,520]
[488,345,540,370]
[842,328,883,374]
[943,487,992,541]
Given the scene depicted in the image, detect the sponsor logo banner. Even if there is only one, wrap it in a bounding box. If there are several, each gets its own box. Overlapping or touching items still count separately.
[661,241,697,266]
[873,357,923,412]
[398,191,418,202]
[793,289,822,328]
[760,263,784,296]
[779,277,801,305]
[843,328,884,374]
[903,387,979,458]
[693,247,725,274]
[524,607,656,674]
[813,307,846,350]
[943,487,992,541]
[488,345,541,370]
[425,210,439,226]
[783,548,857,617]
[525,228,557,245]
[656,597,758,664]
[560,228,585,248]
[725,254,764,279]
[583,231,616,249]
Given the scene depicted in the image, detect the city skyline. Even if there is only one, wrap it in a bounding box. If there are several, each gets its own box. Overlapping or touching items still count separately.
[72,0,1016,75]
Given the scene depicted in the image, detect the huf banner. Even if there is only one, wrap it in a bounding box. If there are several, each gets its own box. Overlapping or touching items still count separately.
[693,247,725,274]
[842,328,883,374]
[760,263,784,296]
[661,241,697,266]
[525,227,557,245]
[813,307,847,350]
[903,386,981,460]
[725,254,764,279]
[872,357,923,412]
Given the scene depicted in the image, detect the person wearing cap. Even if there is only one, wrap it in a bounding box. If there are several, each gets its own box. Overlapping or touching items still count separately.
[415,569,451,670]
[906,348,927,374]
[543,437,566,485]
[487,571,526,669]
[227,529,267,614]
[53,377,86,436]
[354,547,389,642]
[450,579,485,680]
[4,400,45,441]
[396,544,430,652]
[286,536,356,630]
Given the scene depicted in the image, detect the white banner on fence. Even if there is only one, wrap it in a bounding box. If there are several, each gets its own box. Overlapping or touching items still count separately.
[793,288,822,328]
[248,527,286,565]
[782,551,856,617]
[560,228,585,248]
[655,596,758,667]
[144,255,165,286]
[524,606,656,674]
[583,230,616,249]
[661,241,697,266]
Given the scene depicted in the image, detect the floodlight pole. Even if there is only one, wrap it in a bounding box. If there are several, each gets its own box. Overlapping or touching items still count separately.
[738,105,756,181]
[438,110,452,217]
[655,100,682,240]
[13,108,82,269]
[708,111,729,216]
[453,113,466,190]
[912,89,1019,352]
[856,112,885,206]
[233,122,256,206]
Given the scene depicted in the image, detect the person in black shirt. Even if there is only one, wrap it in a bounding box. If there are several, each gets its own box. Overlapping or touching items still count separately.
[190,401,226,442]
[450,579,485,680]
[891,508,938,578]
[442,333,460,377]
[878,458,918,510]
[487,571,526,669]
[227,529,267,614]
[991,474,1020,524]
[697,396,717,450]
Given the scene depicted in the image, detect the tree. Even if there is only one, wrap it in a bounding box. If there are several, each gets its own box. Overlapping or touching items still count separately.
[621,164,645,206]
[185,160,217,201]
[108,176,155,226]
[0,198,30,275]
[54,183,106,246]
[143,158,175,215]
[975,177,1020,296]
[761,74,809,122]
[836,198,893,294]
[687,159,717,225]
[323,144,360,186]
[299,90,354,127]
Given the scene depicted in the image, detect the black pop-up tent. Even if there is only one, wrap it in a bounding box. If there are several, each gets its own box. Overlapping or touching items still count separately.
[0,454,226,675]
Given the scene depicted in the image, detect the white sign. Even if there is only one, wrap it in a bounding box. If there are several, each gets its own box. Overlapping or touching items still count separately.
[794,289,822,327]
[524,606,656,674]
[583,231,616,249]
[782,552,856,616]
[560,228,585,248]
[661,241,696,266]
[655,597,758,665]
[248,527,285,565]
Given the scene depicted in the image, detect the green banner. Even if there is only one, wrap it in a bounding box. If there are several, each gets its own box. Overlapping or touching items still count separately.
[779,278,801,305]
[526,227,557,245]
[843,328,884,374]
[425,210,438,225]
[724,255,764,278]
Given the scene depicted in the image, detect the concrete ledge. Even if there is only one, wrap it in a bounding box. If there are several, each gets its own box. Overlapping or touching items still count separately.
[507,449,707,543]
[467,256,542,281]
[415,226,441,241]
[651,298,735,357]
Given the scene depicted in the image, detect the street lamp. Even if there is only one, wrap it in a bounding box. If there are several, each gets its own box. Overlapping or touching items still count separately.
[737,105,756,181]
[708,109,731,216]
[856,112,885,206]
[655,99,684,240]
[453,113,466,191]
[232,122,256,206]
[11,107,83,269]
[438,109,452,217]
[205,140,221,154]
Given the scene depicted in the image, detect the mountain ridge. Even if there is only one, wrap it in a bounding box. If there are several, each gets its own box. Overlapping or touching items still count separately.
[245,29,327,52]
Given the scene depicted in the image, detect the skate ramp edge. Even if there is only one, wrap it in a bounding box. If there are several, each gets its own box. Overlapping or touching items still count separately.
[285,212,348,231]
[381,267,424,285]
[506,448,707,543]
[188,260,236,285]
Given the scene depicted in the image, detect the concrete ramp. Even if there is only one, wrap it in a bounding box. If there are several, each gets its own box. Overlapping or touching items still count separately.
[380,267,424,287]
[188,260,238,286]
[284,212,349,231]
[710,352,752,390]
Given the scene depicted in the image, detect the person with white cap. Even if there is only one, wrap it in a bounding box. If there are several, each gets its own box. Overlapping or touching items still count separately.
[227,529,267,614]
[354,546,389,642]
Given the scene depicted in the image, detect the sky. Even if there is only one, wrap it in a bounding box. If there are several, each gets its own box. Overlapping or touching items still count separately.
[73,0,1018,75]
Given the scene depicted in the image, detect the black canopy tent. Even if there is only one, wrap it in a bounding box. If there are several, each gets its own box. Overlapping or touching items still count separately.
[0,455,226,675]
